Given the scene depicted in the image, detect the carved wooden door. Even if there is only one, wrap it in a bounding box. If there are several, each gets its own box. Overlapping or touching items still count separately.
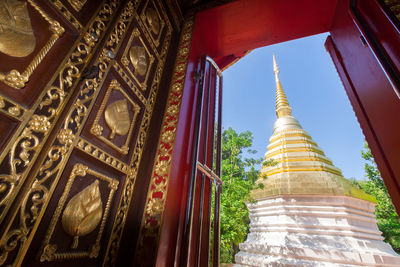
[0,0,179,266]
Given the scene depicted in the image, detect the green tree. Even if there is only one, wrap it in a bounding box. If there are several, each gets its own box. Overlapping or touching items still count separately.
[219,127,266,263]
[358,143,400,252]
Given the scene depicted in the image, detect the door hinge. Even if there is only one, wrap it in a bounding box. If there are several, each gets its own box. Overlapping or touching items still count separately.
[193,69,204,83]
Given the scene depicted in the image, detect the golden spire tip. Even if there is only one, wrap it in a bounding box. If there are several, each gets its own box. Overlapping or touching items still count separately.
[273,53,279,74]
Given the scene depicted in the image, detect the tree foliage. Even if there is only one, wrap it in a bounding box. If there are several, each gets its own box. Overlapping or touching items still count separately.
[356,143,400,253]
[219,127,264,263]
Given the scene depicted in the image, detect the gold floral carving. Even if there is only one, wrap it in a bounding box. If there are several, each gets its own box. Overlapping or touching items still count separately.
[121,28,155,91]
[103,4,172,265]
[0,1,120,265]
[90,79,140,155]
[68,0,87,12]
[40,164,118,262]
[141,0,165,47]
[135,17,194,260]
[0,0,36,57]
[49,0,83,30]
[0,0,65,89]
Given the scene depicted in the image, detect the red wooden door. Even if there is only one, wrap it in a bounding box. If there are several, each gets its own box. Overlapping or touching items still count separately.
[327,0,400,211]
[180,56,223,267]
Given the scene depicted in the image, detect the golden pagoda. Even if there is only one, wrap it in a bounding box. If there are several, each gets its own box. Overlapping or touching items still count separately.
[251,54,374,202]
[234,55,400,267]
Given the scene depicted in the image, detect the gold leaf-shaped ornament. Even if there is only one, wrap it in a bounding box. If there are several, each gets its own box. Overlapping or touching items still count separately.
[61,180,103,249]
[0,0,36,57]
[104,99,131,140]
[145,7,160,35]
[129,46,148,76]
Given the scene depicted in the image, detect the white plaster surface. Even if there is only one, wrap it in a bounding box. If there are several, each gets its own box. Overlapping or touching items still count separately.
[234,195,400,266]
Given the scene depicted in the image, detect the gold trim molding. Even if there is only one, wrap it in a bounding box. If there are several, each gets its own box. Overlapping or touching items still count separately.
[135,17,194,261]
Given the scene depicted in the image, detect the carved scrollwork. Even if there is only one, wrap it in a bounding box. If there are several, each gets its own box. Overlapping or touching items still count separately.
[0,0,65,89]
[0,1,120,265]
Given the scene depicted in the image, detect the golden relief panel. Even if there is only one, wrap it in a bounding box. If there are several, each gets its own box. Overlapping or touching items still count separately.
[0,0,171,264]
[0,0,121,265]
[0,0,65,89]
[140,0,165,47]
[121,28,155,91]
[90,79,141,155]
[40,164,119,262]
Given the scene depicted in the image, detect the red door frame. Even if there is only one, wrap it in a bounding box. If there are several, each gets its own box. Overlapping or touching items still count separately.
[155,0,400,266]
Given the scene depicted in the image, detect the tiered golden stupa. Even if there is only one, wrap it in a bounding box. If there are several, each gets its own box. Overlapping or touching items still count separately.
[234,55,400,267]
[251,54,373,202]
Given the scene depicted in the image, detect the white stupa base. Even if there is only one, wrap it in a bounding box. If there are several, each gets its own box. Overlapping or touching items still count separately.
[234,195,400,266]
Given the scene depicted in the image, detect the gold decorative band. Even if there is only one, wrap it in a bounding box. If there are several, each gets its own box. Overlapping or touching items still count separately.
[264,165,342,176]
[267,139,318,151]
[135,17,194,261]
[265,147,326,158]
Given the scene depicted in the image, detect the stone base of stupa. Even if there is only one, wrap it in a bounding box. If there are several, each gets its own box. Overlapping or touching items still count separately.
[234,195,400,267]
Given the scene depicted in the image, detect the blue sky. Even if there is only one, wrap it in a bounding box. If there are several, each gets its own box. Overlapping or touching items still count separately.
[222,33,367,180]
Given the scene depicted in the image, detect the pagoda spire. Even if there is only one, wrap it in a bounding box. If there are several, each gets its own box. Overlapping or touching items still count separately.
[273,54,292,118]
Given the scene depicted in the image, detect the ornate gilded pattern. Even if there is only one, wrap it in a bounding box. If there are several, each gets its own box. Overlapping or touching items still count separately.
[90,79,141,155]
[141,0,166,47]
[49,0,83,30]
[103,2,173,265]
[40,164,118,262]
[0,0,36,57]
[0,96,26,121]
[0,0,65,89]
[121,28,155,91]
[0,1,120,265]
[114,62,147,103]
[135,17,194,262]
[68,0,88,12]
[0,0,174,264]
[76,138,129,173]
